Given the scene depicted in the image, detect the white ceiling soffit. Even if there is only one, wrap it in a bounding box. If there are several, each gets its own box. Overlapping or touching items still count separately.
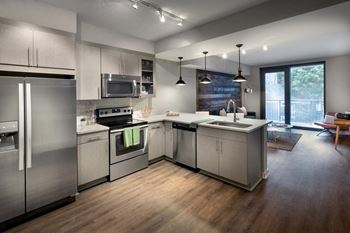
[155,1,350,66]
[37,0,269,41]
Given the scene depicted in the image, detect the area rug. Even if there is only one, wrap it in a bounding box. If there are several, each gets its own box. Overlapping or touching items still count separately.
[267,131,302,151]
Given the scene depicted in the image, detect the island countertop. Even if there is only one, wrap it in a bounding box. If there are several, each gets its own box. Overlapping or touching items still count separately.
[135,113,271,133]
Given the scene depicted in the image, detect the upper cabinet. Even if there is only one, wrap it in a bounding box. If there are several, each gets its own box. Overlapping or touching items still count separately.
[123,53,140,76]
[101,48,140,76]
[0,22,75,71]
[33,31,75,70]
[0,23,33,66]
[101,48,122,74]
[76,43,101,100]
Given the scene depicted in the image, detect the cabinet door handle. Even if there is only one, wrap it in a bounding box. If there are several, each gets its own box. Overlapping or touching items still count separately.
[221,141,223,154]
[36,48,39,67]
[86,137,101,143]
[97,87,100,99]
[216,140,218,153]
[27,48,30,67]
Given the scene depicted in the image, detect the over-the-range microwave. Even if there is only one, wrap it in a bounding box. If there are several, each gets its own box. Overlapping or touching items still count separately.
[101,73,141,98]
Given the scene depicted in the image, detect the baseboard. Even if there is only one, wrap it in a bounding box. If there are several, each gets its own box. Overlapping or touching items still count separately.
[0,196,75,232]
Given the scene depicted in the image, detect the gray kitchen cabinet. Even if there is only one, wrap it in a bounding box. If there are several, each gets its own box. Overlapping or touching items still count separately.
[33,30,75,70]
[77,131,109,187]
[164,122,174,159]
[220,138,248,185]
[76,43,101,100]
[197,134,219,175]
[122,53,140,76]
[101,48,141,75]
[197,126,262,190]
[148,123,165,161]
[101,48,122,74]
[0,23,33,66]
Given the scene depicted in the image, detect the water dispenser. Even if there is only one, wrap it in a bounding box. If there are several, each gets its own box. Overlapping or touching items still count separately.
[0,121,18,152]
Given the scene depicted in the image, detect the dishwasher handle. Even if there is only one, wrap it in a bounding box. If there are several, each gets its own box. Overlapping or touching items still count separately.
[172,122,197,132]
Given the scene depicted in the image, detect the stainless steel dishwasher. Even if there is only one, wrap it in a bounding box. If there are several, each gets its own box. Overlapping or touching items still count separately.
[172,123,197,169]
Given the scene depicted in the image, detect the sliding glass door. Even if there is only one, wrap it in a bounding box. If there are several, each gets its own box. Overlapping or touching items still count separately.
[264,70,287,123]
[261,62,325,128]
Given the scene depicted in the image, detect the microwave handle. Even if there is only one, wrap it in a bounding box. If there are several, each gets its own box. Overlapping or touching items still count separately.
[133,80,137,96]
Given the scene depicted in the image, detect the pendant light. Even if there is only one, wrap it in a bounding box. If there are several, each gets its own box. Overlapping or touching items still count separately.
[233,44,247,82]
[200,51,211,84]
[176,57,186,86]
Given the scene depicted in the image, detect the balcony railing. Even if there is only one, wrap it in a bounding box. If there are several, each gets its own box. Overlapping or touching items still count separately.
[266,99,324,126]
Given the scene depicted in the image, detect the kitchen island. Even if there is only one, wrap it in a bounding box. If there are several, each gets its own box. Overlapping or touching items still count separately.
[136,113,271,191]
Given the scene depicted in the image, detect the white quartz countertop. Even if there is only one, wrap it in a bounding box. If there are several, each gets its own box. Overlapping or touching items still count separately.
[136,113,271,133]
[77,124,109,135]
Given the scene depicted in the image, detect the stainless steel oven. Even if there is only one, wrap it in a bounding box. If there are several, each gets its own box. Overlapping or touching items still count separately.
[95,107,149,181]
[101,73,141,98]
[110,125,148,164]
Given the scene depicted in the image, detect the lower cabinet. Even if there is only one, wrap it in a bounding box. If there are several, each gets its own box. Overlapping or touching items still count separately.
[220,139,247,185]
[77,131,109,188]
[197,134,219,175]
[148,122,165,161]
[197,127,250,186]
[164,122,174,159]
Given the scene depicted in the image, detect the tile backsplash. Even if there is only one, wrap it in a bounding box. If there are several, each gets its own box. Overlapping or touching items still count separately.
[77,97,152,117]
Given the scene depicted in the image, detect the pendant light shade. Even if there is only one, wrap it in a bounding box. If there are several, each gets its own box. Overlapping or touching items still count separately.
[233,44,247,82]
[200,51,211,84]
[176,57,186,86]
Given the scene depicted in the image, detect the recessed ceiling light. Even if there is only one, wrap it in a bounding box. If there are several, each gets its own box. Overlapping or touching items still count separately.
[242,49,246,55]
[263,45,268,51]
[222,54,227,59]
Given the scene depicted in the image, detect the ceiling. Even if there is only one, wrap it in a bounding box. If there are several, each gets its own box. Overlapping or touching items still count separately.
[156,1,350,66]
[37,0,269,41]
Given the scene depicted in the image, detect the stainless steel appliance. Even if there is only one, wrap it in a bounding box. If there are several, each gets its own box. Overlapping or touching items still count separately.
[0,76,77,228]
[172,123,197,169]
[96,107,148,181]
[101,74,141,98]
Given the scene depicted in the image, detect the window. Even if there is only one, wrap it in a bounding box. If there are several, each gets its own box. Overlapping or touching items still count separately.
[261,62,325,128]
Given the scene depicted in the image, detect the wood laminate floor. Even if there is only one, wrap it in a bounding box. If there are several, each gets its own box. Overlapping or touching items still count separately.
[7,130,350,233]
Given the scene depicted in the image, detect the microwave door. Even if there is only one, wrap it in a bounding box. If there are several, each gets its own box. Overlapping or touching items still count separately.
[107,81,135,98]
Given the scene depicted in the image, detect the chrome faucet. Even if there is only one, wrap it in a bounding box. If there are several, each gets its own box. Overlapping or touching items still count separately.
[226,99,239,122]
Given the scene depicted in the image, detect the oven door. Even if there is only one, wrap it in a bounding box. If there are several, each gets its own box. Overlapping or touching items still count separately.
[110,125,148,164]
[101,75,140,98]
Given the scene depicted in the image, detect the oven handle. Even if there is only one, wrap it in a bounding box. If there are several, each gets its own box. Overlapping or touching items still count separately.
[110,125,148,134]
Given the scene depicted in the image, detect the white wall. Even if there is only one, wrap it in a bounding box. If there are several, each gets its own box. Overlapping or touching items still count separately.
[0,0,76,33]
[152,59,197,114]
[243,54,350,118]
[155,0,347,53]
[79,22,154,54]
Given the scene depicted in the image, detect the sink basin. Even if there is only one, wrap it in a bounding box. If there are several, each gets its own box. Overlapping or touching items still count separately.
[207,121,252,128]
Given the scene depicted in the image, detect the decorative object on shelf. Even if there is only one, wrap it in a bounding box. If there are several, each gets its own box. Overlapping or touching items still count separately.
[233,44,247,82]
[200,51,211,84]
[141,106,151,118]
[129,0,184,27]
[176,57,186,86]
[244,87,253,93]
[141,59,154,96]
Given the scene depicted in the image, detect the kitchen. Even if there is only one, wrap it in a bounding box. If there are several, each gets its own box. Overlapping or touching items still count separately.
[1,0,350,232]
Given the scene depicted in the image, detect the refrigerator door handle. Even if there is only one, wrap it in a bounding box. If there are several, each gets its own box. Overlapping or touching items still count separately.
[18,83,25,171]
[26,83,32,169]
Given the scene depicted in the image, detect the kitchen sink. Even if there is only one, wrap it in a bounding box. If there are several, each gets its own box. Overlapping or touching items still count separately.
[207,121,252,128]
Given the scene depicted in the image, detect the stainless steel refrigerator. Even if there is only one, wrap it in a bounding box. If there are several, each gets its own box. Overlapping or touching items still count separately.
[0,76,77,224]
